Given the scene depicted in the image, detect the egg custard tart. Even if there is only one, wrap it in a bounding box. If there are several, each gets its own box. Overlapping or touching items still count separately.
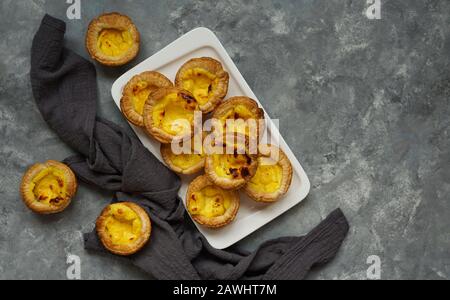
[175,57,229,114]
[244,144,293,203]
[186,175,239,228]
[96,202,151,256]
[205,134,258,190]
[143,87,199,143]
[160,135,205,175]
[86,12,140,66]
[121,71,173,127]
[20,160,77,214]
[212,96,265,142]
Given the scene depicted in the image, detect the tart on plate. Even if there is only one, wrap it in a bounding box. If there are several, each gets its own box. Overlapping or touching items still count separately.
[160,134,205,175]
[204,134,258,190]
[86,12,140,66]
[120,71,173,127]
[244,144,293,203]
[175,57,229,114]
[143,87,199,143]
[20,160,77,214]
[186,175,239,228]
[96,202,151,256]
[212,96,265,142]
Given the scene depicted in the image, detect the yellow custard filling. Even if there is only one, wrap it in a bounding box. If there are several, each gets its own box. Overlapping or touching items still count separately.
[220,105,257,136]
[247,158,283,193]
[212,153,251,179]
[97,28,133,57]
[131,81,153,115]
[152,93,197,136]
[166,136,204,170]
[189,186,232,218]
[104,204,142,245]
[30,168,68,206]
[221,105,254,121]
[169,153,204,170]
[181,68,218,105]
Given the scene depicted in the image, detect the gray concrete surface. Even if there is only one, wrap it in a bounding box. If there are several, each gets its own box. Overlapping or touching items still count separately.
[0,0,449,280]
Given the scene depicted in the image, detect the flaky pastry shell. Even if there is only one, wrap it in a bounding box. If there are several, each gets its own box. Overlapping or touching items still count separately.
[212,96,265,142]
[160,135,205,175]
[175,57,229,114]
[244,144,293,203]
[204,134,258,190]
[186,175,239,228]
[96,202,151,256]
[20,160,77,214]
[143,87,199,144]
[120,71,173,127]
[86,12,140,66]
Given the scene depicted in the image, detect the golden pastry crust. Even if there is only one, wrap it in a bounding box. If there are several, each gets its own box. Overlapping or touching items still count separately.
[96,202,151,256]
[175,57,229,114]
[160,135,205,175]
[20,160,77,214]
[212,96,265,142]
[204,134,258,190]
[186,175,239,228]
[244,144,293,203]
[143,87,199,144]
[86,12,140,66]
[120,71,173,127]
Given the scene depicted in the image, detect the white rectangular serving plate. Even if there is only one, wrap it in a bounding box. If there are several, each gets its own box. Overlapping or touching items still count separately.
[111,27,310,249]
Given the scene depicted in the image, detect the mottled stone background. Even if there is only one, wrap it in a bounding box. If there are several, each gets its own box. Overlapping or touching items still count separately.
[0,0,449,280]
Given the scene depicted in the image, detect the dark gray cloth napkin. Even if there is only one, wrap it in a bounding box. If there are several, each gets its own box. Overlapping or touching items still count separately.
[30,14,349,280]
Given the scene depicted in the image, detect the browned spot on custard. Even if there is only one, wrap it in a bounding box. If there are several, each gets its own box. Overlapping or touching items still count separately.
[57,178,64,188]
[49,197,63,205]
[180,93,196,104]
[229,168,239,178]
[241,167,250,178]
